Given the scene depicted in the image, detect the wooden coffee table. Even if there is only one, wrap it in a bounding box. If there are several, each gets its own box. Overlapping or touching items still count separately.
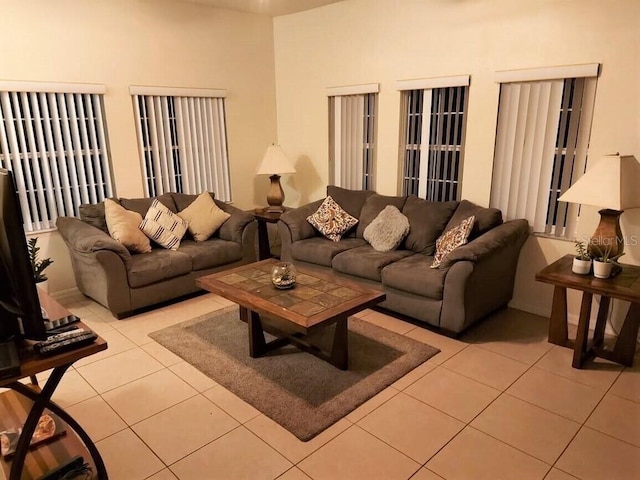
[196,260,386,370]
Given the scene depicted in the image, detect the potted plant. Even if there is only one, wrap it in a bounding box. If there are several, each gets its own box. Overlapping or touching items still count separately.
[28,237,53,291]
[593,245,624,279]
[572,240,592,275]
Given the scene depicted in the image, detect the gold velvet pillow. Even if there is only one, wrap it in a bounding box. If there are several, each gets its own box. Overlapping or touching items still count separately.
[140,199,188,250]
[104,199,152,253]
[306,196,358,242]
[431,215,475,268]
[178,192,231,241]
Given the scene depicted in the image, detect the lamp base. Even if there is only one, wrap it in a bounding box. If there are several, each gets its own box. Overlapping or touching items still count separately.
[265,174,285,213]
[588,208,624,259]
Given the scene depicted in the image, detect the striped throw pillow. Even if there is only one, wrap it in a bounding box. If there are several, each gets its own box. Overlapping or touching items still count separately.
[140,199,188,250]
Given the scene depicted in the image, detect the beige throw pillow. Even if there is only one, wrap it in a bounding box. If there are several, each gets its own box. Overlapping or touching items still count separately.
[363,205,410,252]
[140,199,188,250]
[307,196,358,242]
[178,192,231,241]
[104,199,152,253]
[431,215,475,268]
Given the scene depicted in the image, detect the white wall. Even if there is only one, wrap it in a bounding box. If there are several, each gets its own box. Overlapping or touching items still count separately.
[273,0,640,325]
[0,0,278,293]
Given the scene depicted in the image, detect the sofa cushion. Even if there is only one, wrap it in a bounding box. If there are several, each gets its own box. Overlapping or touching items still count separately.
[402,195,459,255]
[332,245,413,282]
[104,199,152,254]
[127,249,192,288]
[119,193,177,217]
[364,206,410,252]
[171,192,216,212]
[178,192,230,241]
[356,194,407,238]
[177,239,243,271]
[307,196,359,242]
[381,254,448,299]
[79,201,109,234]
[140,199,189,250]
[291,237,367,267]
[432,215,475,268]
[445,200,503,239]
[326,185,375,219]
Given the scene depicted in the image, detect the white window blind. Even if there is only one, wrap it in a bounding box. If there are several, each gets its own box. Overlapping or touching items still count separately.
[131,90,231,201]
[0,89,113,232]
[399,85,468,201]
[490,74,597,236]
[328,92,377,190]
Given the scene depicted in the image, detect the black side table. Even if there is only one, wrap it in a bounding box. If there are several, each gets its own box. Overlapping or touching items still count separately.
[253,208,287,260]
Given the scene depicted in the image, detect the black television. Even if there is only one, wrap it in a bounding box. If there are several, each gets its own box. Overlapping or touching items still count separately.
[0,168,48,343]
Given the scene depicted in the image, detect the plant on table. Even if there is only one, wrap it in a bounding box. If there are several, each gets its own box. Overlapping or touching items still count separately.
[571,240,592,275]
[28,237,53,283]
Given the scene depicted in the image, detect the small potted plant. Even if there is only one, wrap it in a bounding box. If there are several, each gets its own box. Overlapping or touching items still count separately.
[28,237,53,292]
[572,240,592,275]
[593,245,624,279]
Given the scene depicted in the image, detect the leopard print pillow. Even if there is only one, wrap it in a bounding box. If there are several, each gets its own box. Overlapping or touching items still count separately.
[307,196,358,242]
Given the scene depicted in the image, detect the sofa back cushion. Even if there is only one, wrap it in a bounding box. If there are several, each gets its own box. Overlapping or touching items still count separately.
[171,192,216,212]
[119,193,177,217]
[356,194,407,238]
[445,200,503,240]
[402,195,459,255]
[326,186,375,219]
[79,201,109,234]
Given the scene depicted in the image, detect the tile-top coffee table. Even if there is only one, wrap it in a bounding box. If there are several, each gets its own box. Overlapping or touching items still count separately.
[196,259,386,370]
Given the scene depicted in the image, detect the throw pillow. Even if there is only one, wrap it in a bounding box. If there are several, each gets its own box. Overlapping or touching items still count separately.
[306,196,358,242]
[104,199,152,254]
[363,205,410,252]
[431,215,475,268]
[140,199,188,250]
[177,191,231,241]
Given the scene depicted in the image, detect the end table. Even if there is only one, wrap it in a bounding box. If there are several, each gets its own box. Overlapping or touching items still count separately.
[535,254,640,368]
[253,207,288,260]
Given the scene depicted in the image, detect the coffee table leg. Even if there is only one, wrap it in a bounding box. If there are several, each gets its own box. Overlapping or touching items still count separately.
[330,316,348,370]
[248,310,267,357]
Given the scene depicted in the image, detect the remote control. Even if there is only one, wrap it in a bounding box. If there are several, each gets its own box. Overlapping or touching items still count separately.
[35,331,98,357]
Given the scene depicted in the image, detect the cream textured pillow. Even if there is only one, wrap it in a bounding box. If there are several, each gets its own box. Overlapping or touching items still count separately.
[363,205,410,252]
[140,199,188,250]
[178,192,231,241]
[307,196,358,242]
[431,215,475,268]
[104,199,152,254]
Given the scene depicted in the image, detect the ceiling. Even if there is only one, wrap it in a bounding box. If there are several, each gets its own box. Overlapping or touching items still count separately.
[182,0,344,17]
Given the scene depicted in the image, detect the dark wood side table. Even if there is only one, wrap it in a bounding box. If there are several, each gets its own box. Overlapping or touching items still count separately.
[535,254,640,369]
[0,291,109,479]
[253,207,288,260]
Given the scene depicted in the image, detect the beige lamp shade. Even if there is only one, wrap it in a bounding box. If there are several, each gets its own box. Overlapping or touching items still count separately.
[559,154,640,210]
[256,145,296,175]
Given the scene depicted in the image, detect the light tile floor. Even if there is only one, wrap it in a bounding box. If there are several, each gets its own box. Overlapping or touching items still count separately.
[46,292,640,480]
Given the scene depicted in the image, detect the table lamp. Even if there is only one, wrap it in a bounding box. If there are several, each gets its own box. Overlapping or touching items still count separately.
[558,153,640,258]
[256,144,296,213]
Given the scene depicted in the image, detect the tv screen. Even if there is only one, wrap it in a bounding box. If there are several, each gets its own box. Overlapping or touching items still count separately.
[0,168,47,341]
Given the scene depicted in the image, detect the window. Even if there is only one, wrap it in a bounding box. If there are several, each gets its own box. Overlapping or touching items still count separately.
[327,84,379,190]
[130,86,231,201]
[397,76,469,201]
[0,82,113,233]
[490,64,599,237]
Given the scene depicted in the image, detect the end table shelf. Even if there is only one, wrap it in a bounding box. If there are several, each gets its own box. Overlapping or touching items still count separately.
[536,254,640,369]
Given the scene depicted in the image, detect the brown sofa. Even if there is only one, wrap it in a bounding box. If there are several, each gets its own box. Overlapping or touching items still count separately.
[57,193,256,318]
[278,186,529,336]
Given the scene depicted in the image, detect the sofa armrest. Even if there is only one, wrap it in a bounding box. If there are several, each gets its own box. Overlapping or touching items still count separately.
[438,219,529,269]
[216,202,256,245]
[279,199,323,243]
[56,216,131,268]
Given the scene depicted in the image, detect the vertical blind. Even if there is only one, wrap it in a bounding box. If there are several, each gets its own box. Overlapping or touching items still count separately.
[491,71,597,236]
[132,90,231,202]
[0,88,112,232]
[396,76,469,202]
[327,84,378,191]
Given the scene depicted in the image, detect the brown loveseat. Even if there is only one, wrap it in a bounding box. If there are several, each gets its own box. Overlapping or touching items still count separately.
[57,193,256,318]
[278,186,529,336]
